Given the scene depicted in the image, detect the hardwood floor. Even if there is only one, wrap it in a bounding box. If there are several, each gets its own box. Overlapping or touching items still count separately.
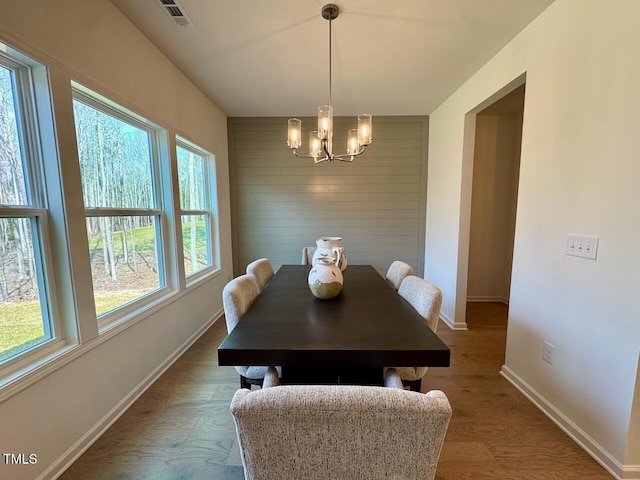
[59,302,612,479]
[431,302,611,479]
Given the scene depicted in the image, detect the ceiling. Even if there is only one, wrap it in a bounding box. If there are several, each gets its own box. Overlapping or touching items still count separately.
[109,0,554,117]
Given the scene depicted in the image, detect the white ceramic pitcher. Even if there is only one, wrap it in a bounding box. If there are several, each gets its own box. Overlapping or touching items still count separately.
[308,256,344,299]
[312,236,347,271]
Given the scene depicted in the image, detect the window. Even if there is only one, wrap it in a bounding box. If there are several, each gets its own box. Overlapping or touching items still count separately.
[72,87,168,318]
[0,51,56,363]
[176,139,216,278]
[0,39,221,393]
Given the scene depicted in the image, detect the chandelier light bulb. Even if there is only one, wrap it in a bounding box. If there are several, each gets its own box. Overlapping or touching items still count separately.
[358,114,372,146]
[309,131,322,158]
[318,105,333,140]
[347,129,358,154]
[287,118,302,149]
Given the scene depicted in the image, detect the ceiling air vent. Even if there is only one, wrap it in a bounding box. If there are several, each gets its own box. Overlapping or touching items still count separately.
[157,0,194,27]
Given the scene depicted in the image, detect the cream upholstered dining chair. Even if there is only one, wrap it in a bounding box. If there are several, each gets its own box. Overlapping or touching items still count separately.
[392,275,443,392]
[230,368,451,480]
[385,260,414,290]
[222,275,281,389]
[301,246,317,265]
[245,258,274,292]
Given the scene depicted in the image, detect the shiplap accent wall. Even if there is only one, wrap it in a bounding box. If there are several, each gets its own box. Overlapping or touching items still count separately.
[228,116,428,277]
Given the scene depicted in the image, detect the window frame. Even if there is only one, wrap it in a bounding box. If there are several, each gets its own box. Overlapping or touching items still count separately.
[175,137,218,285]
[0,48,66,375]
[71,84,175,329]
[0,38,224,399]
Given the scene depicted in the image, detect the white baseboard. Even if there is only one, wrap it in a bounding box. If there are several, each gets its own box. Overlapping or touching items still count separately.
[42,310,223,480]
[501,365,639,480]
[623,466,640,479]
[439,311,467,330]
[466,295,509,304]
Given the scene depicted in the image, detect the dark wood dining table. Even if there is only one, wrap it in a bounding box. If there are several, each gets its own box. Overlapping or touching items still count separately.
[217,265,450,385]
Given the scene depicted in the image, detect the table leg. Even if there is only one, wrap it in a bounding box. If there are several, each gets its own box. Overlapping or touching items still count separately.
[281,366,383,386]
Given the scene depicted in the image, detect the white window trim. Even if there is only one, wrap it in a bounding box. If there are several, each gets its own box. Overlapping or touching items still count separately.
[176,137,218,285]
[71,83,177,332]
[0,46,69,381]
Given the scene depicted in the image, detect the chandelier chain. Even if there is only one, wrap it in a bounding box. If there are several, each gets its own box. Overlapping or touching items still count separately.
[329,14,332,108]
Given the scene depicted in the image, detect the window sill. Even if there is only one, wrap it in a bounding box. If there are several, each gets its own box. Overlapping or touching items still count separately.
[0,268,224,403]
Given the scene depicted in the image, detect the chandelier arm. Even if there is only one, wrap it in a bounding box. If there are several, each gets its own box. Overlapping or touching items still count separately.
[332,154,357,161]
[332,145,368,161]
[291,150,317,159]
[292,149,331,162]
[322,138,334,161]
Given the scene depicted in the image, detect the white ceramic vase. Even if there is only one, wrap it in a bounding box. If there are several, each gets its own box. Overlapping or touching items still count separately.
[312,236,347,271]
[308,256,344,300]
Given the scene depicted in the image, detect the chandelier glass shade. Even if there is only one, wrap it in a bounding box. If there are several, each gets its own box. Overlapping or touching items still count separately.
[287,4,372,163]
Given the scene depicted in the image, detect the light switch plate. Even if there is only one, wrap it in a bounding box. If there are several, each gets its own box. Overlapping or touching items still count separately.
[566,234,598,260]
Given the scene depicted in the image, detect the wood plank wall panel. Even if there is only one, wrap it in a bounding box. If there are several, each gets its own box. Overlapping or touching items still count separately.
[228,116,428,277]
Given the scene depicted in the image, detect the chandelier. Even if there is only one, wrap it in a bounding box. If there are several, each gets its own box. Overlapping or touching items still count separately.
[287,4,372,163]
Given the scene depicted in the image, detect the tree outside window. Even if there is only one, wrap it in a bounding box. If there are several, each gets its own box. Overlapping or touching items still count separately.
[176,141,214,276]
[72,94,165,317]
[0,61,52,362]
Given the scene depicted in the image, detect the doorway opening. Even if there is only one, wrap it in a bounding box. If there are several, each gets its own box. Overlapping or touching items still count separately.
[465,83,525,328]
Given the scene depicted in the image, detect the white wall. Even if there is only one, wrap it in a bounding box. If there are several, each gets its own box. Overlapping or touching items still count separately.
[426,0,640,477]
[0,1,232,479]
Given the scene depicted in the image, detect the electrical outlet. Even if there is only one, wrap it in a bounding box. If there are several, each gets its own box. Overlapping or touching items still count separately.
[543,341,555,365]
[566,234,598,260]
